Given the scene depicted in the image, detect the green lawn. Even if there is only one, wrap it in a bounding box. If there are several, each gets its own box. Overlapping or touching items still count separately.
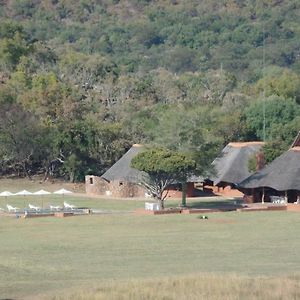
[1,210,300,299]
[1,179,300,299]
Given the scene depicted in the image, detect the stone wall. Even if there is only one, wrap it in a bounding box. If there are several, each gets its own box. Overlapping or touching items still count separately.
[85,175,146,198]
[85,175,109,195]
[109,180,146,198]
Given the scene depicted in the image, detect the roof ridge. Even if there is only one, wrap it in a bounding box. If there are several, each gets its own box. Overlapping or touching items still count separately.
[228,141,265,148]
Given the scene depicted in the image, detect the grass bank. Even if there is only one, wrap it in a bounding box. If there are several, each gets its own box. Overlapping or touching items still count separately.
[35,273,300,300]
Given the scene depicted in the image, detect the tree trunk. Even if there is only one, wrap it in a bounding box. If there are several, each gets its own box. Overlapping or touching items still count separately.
[158,190,165,210]
[181,181,187,207]
[160,198,165,210]
[23,161,32,180]
[69,170,75,183]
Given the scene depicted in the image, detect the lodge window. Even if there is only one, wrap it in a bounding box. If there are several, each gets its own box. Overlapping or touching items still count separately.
[89,177,93,184]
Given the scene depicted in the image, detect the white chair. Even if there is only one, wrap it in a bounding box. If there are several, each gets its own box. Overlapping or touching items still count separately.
[50,205,62,211]
[63,201,76,210]
[6,204,19,212]
[28,204,41,211]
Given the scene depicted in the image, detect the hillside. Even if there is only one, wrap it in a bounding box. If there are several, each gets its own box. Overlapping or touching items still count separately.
[0,0,300,181]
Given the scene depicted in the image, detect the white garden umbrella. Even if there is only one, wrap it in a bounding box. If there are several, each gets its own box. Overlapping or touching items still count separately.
[53,188,73,195]
[33,189,51,195]
[33,189,51,209]
[15,190,33,196]
[14,190,32,209]
[0,191,14,197]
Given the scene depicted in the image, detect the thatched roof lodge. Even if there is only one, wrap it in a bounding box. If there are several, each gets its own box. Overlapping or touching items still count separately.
[209,142,265,187]
[86,144,146,198]
[204,142,264,196]
[85,144,201,198]
[239,133,300,203]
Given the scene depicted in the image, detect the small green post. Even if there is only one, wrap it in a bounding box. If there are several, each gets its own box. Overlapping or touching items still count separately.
[181,181,187,207]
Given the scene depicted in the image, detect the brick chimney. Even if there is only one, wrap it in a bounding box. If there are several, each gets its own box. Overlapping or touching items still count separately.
[256,151,265,171]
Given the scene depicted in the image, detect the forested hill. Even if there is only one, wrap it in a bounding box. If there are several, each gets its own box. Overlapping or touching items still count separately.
[1,0,300,181]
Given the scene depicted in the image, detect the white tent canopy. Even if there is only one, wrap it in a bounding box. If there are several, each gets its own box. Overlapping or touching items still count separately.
[33,189,51,195]
[53,188,73,195]
[15,190,32,196]
[0,191,14,197]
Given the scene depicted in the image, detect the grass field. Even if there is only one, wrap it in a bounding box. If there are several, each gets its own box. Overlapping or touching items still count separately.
[1,179,300,299]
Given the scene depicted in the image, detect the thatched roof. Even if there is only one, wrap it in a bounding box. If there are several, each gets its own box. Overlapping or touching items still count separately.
[239,147,300,191]
[210,142,265,186]
[101,144,145,183]
[101,144,204,184]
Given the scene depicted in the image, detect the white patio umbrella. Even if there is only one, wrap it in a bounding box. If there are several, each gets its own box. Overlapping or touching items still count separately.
[15,190,33,196]
[33,189,51,195]
[0,191,14,197]
[53,188,73,195]
[14,190,33,209]
[33,190,51,209]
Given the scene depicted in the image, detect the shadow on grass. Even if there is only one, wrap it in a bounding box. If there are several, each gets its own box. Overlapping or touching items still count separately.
[184,198,244,210]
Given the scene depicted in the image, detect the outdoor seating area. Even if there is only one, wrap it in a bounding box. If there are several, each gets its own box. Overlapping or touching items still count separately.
[1,203,91,218]
[270,196,287,204]
[0,188,92,218]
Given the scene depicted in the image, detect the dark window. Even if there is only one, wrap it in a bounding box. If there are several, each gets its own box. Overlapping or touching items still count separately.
[89,177,93,184]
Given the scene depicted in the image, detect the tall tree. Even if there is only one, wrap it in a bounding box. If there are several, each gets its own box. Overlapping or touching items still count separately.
[131,148,196,209]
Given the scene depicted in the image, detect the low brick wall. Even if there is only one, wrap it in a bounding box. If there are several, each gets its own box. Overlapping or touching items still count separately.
[237,207,269,212]
[287,204,300,212]
[267,205,287,211]
[23,213,54,218]
[54,212,74,217]
[237,205,287,212]
[135,208,182,215]
[182,208,223,214]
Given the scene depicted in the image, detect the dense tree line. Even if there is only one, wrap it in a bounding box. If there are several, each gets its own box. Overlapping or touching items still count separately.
[0,0,300,181]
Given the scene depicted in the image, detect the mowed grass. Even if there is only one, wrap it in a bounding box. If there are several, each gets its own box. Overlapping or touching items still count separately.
[1,211,300,299]
[1,179,300,299]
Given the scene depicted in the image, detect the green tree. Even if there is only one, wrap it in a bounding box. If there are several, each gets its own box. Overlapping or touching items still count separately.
[0,31,31,70]
[0,103,47,178]
[131,148,196,209]
[244,95,300,141]
[262,140,288,165]
[255,68,300,104]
